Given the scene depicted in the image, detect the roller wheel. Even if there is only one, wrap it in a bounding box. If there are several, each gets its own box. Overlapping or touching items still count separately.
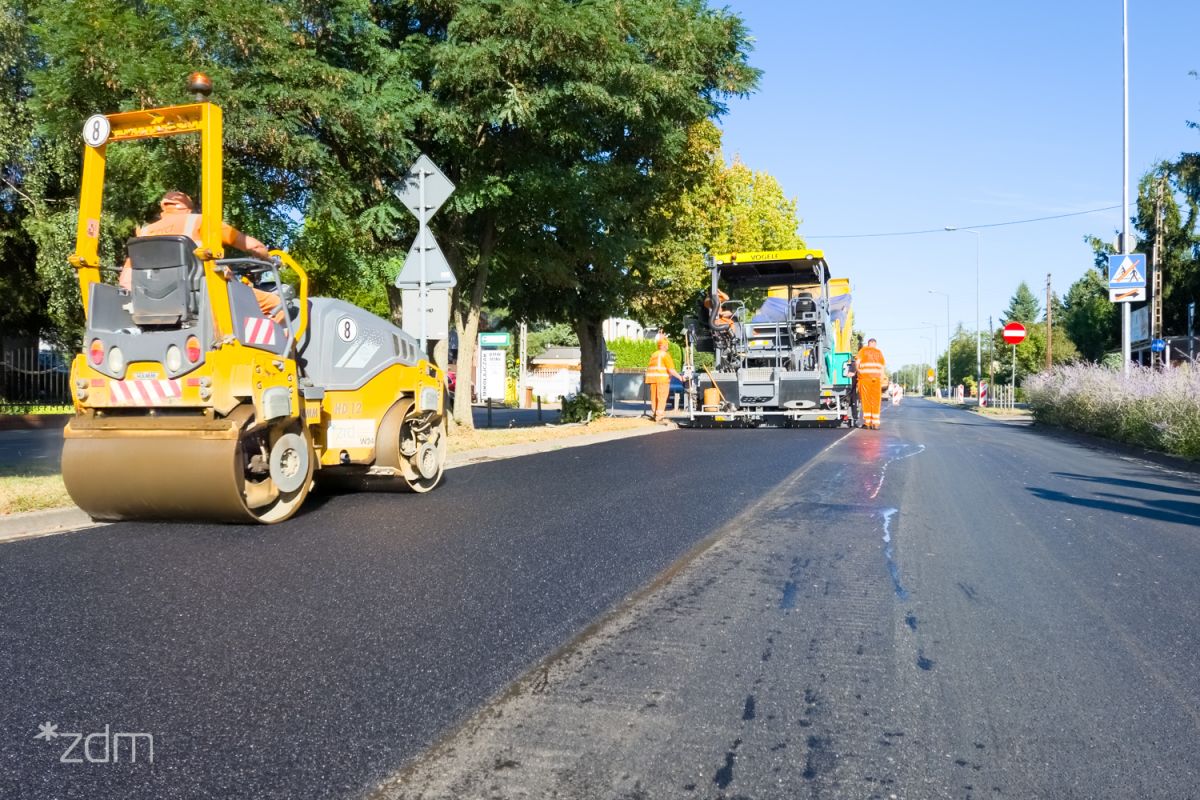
[240,421,315,523]
[400,412,447,493]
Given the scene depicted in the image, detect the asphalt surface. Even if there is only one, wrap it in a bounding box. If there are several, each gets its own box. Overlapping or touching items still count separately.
[0,426,844,799]
[379,399,1200,800]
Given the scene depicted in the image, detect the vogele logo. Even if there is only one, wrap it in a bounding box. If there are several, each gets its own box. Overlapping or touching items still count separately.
[34,721,155,764]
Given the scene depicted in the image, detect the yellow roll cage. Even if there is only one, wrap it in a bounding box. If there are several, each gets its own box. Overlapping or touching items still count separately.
[68,100,308,342]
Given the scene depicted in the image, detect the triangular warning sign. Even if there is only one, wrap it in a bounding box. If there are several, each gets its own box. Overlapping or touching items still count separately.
[394,229,457,289]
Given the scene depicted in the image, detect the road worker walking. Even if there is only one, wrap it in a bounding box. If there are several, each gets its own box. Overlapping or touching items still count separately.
[645,334,683,424]
[855,337,887,429]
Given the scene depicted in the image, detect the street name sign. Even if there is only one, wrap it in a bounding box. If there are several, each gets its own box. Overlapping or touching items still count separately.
[1002,322,1027,345]
[479,332,511,348]
[1107,253,1147,303]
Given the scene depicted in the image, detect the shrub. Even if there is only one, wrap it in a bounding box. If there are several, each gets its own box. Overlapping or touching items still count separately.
[559,392,607,424]
[606,337,713,371]
[1025,363,1200,458]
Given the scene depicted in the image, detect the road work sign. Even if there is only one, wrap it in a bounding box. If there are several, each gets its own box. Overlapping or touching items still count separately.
[1108,253,1146,302]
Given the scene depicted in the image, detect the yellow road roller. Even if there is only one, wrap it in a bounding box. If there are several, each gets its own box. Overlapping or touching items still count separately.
[62,78,447,523]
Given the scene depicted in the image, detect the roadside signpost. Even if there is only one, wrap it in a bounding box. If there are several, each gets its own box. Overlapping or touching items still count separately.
[1107,253,1146,303]
[1002,322,1026,400]
[476,332,509,403]
[395,155,456,352]
[1150,338,1166,354]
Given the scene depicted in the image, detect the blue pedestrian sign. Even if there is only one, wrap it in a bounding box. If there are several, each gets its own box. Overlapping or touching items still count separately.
[1150,338,1166,353]
[1107,253,1146,303]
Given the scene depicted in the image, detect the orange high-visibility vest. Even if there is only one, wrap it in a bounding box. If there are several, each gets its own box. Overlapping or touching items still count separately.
[645,349,674,382]
[855,346,886,380]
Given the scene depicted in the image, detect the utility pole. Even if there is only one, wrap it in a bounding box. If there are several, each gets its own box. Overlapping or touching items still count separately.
[1151,172,1166,368]
[1045,273,1053,369]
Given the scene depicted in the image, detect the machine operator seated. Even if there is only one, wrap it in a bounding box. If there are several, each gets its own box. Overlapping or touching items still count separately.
[119,191,284,323]
[704,289,742,337]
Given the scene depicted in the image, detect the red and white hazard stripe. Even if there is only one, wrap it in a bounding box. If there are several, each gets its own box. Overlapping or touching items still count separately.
[108,379,182,406]
[243,317,276,346]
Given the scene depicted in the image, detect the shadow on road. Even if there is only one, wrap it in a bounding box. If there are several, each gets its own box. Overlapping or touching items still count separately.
[1027,486,1200,527]
[1051,471,1200,498]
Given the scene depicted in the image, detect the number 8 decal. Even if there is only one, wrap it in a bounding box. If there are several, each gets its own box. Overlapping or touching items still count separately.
[336,316,358,343]
[82,114,110,147]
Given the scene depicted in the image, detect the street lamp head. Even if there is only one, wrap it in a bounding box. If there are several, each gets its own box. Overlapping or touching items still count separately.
[944,225,957,231]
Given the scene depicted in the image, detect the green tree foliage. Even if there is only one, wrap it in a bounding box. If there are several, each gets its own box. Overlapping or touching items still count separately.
[629,120,727,332]
[463,0,758,401]
[1003,281,1041,325]
[17,0,423,344]
[4,0,759,431]
[709,157,804,254]
[1061,267,1116,361]
[629,125,805,333]
[0,2,49,344]
[989,321,1077,386]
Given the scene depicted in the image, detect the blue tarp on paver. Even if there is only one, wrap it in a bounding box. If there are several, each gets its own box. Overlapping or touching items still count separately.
[750,297,789,323]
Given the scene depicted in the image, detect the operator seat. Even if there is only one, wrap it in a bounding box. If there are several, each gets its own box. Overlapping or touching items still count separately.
[125,235,202,326]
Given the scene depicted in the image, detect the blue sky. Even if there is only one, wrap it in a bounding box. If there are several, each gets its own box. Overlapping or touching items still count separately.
[718,0,1200,371]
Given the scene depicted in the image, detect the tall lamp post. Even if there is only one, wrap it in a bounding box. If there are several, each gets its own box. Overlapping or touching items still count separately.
[945,226,982,382]
[929,290,951,396]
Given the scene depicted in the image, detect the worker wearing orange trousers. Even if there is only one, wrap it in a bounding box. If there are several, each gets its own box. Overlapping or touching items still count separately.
[645,335,683,423]
[119,191,284,322]
[855,337,887,430]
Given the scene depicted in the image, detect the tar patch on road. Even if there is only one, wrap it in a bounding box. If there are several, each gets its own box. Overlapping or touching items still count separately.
[372,429,947,800]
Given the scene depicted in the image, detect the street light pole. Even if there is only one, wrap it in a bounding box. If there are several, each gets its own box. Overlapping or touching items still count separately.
[945,226,982,381]
[929,290,951,396]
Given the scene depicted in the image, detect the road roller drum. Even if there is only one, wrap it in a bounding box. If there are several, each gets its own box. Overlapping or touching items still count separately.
[61,78,448,524]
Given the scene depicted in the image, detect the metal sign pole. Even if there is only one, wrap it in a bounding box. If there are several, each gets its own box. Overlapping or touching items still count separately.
[1011,344,1016,407]
[419,168,428,354]
[1121,0,1131,374]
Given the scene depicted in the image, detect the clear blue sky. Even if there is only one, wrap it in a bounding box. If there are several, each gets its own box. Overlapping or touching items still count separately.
[718,0,1200,372]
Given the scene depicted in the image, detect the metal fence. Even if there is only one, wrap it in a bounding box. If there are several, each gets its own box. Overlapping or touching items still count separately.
[986,383,1016,409]
[1,347,72,409]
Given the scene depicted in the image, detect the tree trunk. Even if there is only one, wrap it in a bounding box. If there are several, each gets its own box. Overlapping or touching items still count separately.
[385,284,404,328]
[575,315,606,397]
[431,336,449,372]
[450,217,497,430]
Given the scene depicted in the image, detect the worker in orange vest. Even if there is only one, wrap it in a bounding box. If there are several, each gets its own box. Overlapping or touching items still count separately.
[119,191,283,322]
[645,334,683,423]
[854,337,888,429]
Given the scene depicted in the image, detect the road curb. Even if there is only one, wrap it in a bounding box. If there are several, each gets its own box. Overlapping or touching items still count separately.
[446,422,672,469]
[0,507,102,544]
[0,420,674,542]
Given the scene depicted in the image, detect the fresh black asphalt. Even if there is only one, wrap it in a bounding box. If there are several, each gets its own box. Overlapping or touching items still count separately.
[0,427,844,799]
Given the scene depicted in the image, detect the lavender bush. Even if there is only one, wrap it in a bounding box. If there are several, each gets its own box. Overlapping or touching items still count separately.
[1025,363,1200,459]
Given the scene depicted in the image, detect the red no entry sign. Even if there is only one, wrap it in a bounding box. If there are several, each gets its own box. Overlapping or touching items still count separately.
[1002,321,1027,345]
